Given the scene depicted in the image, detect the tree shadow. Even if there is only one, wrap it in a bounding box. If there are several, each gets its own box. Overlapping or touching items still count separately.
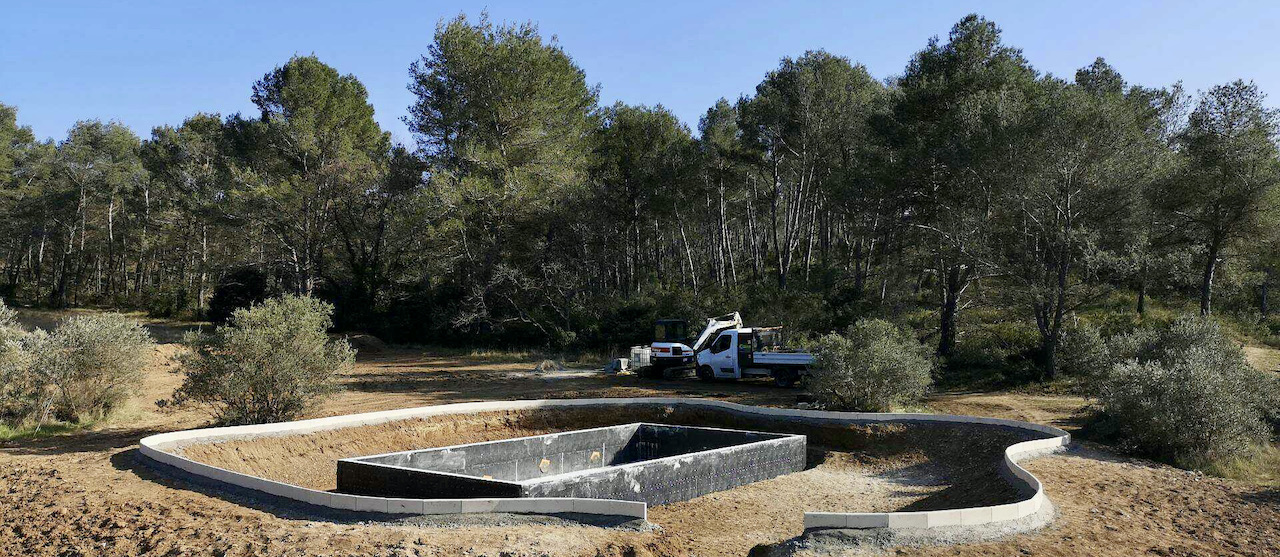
[110,448,346,520]
[339,368,795,408]
[875,455,1030,511]
[0,426,165,456]
[1238,486,1280,507]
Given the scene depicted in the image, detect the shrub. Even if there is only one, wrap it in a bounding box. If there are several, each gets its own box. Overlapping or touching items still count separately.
[1,308,154,427]
[0,299,22,349]
[175,295,354,425]
[0,333,40,423]
[1055,320,1109,378]
[206,267,269,325]
[1090,316,1276,465]
[16,313,153,423]
[0,300,40,423]
[0,298,16,329]
[808,319,933,412]
[1107,315,1236,366]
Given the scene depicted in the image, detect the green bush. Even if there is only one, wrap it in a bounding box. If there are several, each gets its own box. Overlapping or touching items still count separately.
[1223,309,1280,347]
[175,295,354,425]
[1056,320,1109,378]
[1087,310,1145,338]
[0,347,41,425]
[808,319,934,412]
[1090,316,1276,465]
[146,285,191,319]
[30,314,155,422]
[0,300,39,423]
[1,311,154,425]
[0,299,21,349]
[0,299,16,329]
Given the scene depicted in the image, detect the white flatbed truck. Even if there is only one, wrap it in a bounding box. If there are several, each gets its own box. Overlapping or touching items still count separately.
[694,325,814,387]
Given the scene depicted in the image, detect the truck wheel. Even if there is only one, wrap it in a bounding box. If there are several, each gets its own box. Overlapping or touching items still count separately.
[697,366,715,382]
[772,369,798,388]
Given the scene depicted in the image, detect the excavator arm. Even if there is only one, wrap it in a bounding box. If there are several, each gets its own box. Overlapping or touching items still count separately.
[691,312,743,352]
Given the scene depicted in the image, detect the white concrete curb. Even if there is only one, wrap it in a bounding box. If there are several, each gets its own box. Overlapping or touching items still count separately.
[137,398,1069,529]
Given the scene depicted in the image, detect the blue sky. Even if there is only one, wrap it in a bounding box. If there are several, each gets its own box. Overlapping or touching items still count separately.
[3,1,1278,145]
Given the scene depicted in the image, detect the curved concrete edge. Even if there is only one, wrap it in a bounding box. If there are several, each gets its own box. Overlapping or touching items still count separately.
[800,433,1069,530]
[138,397,1069,530]
[137,426,646,520]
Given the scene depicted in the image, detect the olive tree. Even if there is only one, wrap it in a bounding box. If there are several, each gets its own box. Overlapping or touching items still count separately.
[808,319,933,412]
[175,295,354,425]
[2,309,154,426]
[1092,317,1277,464]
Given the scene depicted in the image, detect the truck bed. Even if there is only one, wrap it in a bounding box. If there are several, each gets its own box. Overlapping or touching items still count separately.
[751,351,814,366]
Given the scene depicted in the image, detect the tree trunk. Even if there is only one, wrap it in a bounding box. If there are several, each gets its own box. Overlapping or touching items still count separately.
[136,184,150,297]
[675,205,698,294]
[1042,259,1070,381]
[746,177,762,280]
[198,225,208,311]
[1200,237,1221,316]
[938,265,961,358]
[35,229,46,293]
[803,203,817,282]
[770,159,786,289]
[106,195,115,298]
[1261,271,1271,316]
[1136,261,1147,316]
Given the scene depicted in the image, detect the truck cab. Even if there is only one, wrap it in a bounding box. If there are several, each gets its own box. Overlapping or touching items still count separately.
[695,326,814,387]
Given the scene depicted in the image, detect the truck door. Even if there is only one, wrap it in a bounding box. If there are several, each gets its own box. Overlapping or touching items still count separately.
[708,331,738,378]
[738,331,754,367]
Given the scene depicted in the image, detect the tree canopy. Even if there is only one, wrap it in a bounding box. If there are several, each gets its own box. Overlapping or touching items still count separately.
[2,13,1278,381]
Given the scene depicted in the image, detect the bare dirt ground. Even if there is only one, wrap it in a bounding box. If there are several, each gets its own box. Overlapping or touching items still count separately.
[2,316,1278,556]
[1246,345,1280,373]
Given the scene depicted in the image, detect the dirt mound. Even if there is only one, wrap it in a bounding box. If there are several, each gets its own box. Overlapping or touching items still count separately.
[532,359,566,372]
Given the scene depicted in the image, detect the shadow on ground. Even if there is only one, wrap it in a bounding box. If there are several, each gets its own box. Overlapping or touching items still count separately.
[1,427,165,456]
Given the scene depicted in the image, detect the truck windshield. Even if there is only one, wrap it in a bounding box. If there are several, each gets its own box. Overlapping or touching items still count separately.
[654,320,689,342]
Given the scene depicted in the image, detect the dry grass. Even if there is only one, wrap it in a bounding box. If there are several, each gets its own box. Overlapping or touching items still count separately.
[1197,443,1280,487]
[1245,345,1280,373]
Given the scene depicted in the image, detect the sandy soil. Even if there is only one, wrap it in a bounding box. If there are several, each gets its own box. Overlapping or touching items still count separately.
[1246,345,1280,373]
[2,317,1278,556]
[926,392,1088,428]
[901,447,1280,557]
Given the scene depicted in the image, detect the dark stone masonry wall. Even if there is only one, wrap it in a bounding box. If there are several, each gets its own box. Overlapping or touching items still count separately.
[336,423,806,505]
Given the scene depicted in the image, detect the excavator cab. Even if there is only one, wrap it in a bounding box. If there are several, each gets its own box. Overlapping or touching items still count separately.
[653,319,690,344]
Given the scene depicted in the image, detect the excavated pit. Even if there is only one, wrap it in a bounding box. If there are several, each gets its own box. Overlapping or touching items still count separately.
[336,423,806,505]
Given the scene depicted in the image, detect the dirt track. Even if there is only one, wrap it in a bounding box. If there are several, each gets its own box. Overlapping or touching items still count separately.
[2,334,1279,556]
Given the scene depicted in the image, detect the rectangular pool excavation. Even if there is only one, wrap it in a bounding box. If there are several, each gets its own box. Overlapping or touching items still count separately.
[336,423,807,506]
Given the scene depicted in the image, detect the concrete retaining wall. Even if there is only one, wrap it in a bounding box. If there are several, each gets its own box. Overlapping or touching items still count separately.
[137,397,1069,530]
[336,423,806,505]
[518,424,806,505]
